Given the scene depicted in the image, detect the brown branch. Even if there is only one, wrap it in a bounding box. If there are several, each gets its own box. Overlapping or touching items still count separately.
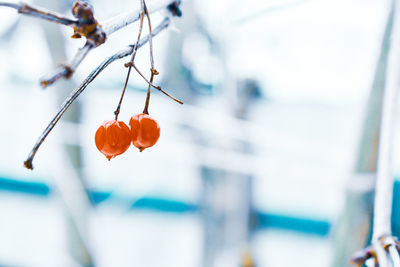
[0,2,77,25]
[24,17,171,170]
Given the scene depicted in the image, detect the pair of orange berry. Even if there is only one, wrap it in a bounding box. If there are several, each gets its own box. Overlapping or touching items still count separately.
[95,113,160,160]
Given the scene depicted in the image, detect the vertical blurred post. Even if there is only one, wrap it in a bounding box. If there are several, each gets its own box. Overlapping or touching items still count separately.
[199,81,259,267]
[163,0,255,265]
[35,0,93,266]
[331,1,394,266]
[201,168,253,267]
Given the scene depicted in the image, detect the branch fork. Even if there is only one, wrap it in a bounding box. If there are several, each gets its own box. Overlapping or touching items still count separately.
[1,0,181,87]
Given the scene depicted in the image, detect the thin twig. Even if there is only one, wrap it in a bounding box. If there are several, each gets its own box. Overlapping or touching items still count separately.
[0,2,77,25]
[142,0,156,115]
[24,17,171,170]
[41,42,94,88]
[40,0,178,87]
[144,1,155,69]
[114,1,145,120]
[131,64,183,104]
[115,0,182,118]
[128,0,146,64]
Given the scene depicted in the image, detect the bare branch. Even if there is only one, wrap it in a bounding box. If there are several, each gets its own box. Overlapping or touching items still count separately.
[349,1,400,265]
[24,17,171,170]
[372,0,400,243]
[154,86,184,104]
[40,42,94,88]
[0,2,77,25]
[0,2,18,8]
[130,64,183,104]
[2,0,180,87]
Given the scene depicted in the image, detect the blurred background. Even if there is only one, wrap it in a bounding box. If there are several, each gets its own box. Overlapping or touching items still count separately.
[0,0,400,266]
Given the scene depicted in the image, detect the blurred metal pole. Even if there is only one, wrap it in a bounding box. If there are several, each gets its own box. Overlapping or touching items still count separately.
[36,0,94,266]
[331,1,395,267]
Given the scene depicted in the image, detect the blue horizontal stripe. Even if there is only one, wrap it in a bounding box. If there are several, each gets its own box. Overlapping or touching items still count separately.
[0,176,334,235]
[0,176,50,196]
[131,197,197,213]
[256,212,330,236]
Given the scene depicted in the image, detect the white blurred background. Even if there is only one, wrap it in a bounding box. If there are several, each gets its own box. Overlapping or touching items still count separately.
[0,0,399,266]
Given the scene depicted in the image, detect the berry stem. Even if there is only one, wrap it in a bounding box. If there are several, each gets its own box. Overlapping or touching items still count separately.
[114,1,145,120]
[131,63,183,104]
[143,73,154,114]
[114,66,133,120]
[116,0,182,119]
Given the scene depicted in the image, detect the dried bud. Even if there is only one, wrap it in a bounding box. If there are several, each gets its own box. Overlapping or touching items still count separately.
[72,1,95,24]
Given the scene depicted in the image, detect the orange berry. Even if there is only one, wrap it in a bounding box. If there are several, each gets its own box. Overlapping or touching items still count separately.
[129,113,160,152]
[95,120,131,160]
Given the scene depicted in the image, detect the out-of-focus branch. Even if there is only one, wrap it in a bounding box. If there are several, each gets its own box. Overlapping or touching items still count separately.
[24,17,171,170]
[372,0,400,243]
[40,42,94,88]
[350,0,400,265]
[0,1,104,87]
[0,2,77,25]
